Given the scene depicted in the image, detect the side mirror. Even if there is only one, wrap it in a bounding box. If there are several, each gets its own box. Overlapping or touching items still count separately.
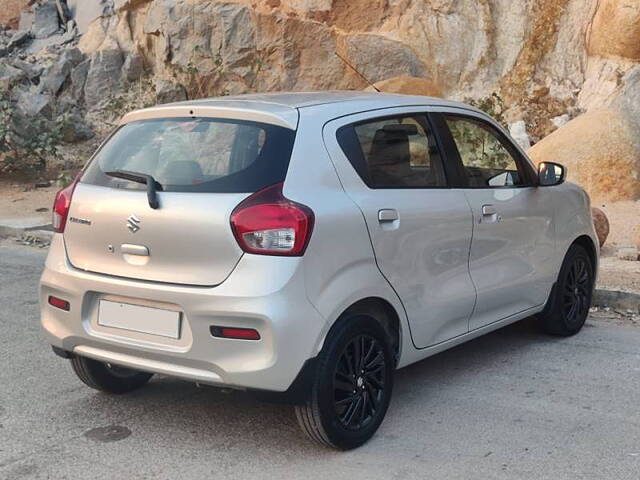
[538,162,565,186]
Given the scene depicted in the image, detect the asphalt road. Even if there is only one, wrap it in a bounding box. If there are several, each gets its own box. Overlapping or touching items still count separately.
[1,244,639,480]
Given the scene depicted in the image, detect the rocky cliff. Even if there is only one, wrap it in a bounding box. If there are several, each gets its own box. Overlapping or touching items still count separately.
[1,0,640,202]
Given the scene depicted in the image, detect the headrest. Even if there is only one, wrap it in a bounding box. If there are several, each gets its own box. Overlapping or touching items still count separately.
[159,160,204,185]
[369,125,412,166]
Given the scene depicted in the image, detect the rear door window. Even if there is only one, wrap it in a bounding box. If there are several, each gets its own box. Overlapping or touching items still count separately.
[337,114,447,188]
[81,118,296,193]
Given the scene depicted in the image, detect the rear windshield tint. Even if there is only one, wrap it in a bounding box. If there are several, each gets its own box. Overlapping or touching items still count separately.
[81,117,296,193]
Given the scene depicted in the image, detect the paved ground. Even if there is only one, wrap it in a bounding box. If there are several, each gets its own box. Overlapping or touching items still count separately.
[1,244,639,480]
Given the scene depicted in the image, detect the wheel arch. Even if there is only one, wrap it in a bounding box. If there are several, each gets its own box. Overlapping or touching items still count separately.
[537,234,597,336]
[322,296,403,366]
[571,234,598,271]
[344,297,401,362]
[540,233,598,320]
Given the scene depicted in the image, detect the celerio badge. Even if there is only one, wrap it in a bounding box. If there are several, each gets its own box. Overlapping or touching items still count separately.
[127,215,141,233]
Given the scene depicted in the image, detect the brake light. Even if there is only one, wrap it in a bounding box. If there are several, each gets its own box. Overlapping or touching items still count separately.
[52,174,81,233]
[230,183,314,256]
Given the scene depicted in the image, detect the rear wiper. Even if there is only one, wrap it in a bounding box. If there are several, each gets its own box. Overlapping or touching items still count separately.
[105,170,163,209]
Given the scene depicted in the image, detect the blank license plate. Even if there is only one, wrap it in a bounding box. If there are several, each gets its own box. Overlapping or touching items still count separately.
[98,300,182,339]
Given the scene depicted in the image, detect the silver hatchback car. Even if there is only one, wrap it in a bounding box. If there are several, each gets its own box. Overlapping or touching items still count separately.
[40,92,598,449]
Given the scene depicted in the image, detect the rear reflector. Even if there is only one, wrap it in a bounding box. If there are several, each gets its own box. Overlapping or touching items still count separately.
[210,326,261,340]
[48,296,70,311]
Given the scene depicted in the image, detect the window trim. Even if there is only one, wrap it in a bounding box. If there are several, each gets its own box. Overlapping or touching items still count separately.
[336,113,452,190]
[434,112,538,189]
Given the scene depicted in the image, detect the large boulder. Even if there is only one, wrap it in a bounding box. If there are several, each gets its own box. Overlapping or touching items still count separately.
[591,207,610,248]
[84,48,124,107]
[69,59,90,101]
[58,110,94,143]
[12,88,54,119]
[39,48,84,94]
[0,63,26,90]
[588,0,640,61]
[527,109,640,203]
[32,1,61,39]
[9,59,43,81]
[7,29,31,49]
[366,76,442,97]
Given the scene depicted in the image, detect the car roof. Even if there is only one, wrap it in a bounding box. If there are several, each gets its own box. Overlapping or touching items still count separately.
[120,91,480,130]
[172,91,469,109]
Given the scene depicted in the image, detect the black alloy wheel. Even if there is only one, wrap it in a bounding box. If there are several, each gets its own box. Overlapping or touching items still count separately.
[562,255,592,329]
[333,334,386,431]
[294,315,394,449]
[540,244,594,336]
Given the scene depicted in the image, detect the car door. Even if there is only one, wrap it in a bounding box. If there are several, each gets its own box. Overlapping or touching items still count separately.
[323,109,476,349]
[432,111,556,330]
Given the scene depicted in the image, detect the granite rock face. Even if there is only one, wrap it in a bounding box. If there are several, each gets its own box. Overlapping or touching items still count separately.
[367,76,443,97]
[155,78,186,103]
[71,0,626,110]
[0,0,639,200]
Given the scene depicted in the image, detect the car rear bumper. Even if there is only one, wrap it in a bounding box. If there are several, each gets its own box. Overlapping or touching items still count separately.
[40,235,327,392]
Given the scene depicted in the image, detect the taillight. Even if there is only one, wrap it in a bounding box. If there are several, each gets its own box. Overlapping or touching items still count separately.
[230,183,314,256]
[52,174,81,233]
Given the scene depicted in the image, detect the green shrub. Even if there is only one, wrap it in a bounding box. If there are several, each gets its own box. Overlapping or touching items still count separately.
[0,91,63,173]
[465,92,508,128]
[454,93,512,170]
[102,77,157,124]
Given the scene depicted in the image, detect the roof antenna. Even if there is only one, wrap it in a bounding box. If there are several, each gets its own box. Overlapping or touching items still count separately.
[335,52,381,93]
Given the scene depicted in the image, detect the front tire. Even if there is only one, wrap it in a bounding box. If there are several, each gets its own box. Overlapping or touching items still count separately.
[294,316,395,450]
[70,356,153,394]
[539,244,594,336]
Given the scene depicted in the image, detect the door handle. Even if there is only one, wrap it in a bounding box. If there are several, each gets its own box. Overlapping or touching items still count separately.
[121,244,149,256]
[482,205,497,216]
[378,209,399,222]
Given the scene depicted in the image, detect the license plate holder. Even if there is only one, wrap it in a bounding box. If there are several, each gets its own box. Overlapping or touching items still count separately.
[97,300,182,339]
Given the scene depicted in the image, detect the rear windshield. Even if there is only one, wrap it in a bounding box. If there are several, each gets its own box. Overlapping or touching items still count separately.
[81,117,296,193]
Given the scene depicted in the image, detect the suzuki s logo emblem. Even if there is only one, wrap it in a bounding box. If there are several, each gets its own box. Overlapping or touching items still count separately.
[127,214,141,233]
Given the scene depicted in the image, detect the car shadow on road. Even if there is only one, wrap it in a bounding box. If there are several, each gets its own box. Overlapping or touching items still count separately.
[396,315,551,385]
[67,316,559,455]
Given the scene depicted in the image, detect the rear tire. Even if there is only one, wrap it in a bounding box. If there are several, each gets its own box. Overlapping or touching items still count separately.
[70,356,153,394]
[539,244,594,336]
[294,315,394,450]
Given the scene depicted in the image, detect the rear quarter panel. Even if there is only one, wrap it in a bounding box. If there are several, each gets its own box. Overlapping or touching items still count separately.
[282,106,414,364]
[549,181,599,278]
